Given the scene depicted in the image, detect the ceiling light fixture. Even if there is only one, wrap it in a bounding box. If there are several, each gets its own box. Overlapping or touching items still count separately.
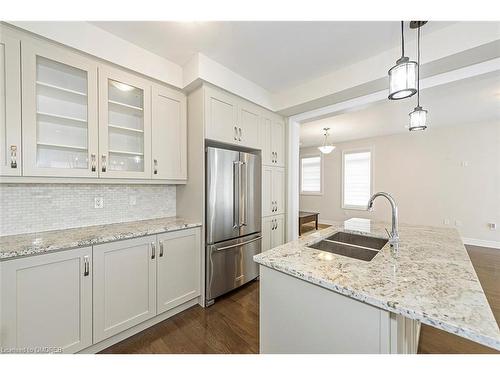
[408,21,428,131]
[388,21,417,100]
[318,128,335,154]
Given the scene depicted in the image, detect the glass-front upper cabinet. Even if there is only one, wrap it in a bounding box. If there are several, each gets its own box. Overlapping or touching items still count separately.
[0,28,22,176]
[21,38,98,177]
[98,66,151,179]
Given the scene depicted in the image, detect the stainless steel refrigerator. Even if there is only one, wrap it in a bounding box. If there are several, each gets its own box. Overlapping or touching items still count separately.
[205,146,261,305]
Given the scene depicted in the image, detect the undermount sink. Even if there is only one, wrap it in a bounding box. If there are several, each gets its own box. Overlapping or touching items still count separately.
[307,231,388,262]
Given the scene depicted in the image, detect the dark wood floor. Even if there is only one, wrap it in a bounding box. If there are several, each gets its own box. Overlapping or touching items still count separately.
[101,245,499,354]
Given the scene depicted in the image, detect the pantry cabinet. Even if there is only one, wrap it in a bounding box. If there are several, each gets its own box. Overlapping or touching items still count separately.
[0,30,22,176]
[98,65,152,179]
[261,114,285,167]
[152,84,187,180]
[157,228,201,314]
[21,38,99,178]
[262,166,286,217]
[262,214,285,252]
[204,85,260,148]
[93,235,157,342]
[0,247,93,353]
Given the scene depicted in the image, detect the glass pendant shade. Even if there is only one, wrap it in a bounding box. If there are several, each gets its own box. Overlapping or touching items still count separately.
[388,57,418,100]
[409,106,428,131]
[318,145,335,154]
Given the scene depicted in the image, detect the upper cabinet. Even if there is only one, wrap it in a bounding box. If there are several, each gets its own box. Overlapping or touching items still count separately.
[98,66,152,179]
[0,30,22,176]
[21,38,99,177]
[261,114,285,167]
[204,85,261,149]
[152,84,187,180]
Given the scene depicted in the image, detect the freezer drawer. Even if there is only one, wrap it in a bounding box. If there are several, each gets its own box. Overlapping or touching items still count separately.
[206,233,262,302]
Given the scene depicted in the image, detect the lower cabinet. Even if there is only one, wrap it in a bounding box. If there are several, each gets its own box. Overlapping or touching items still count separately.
[0,227,202,353]
[0,247,92,353]
[262,215,285,252]
[157,228,201,314]
[93,235,157,343]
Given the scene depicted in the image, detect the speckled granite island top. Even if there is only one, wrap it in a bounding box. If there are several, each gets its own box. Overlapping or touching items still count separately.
[254,218,500,351]
[0,217,201,261]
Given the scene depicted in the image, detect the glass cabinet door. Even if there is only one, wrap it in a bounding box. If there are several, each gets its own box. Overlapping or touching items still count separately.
[98,66,151,179]
[22,39,98,177]
[0,29,22,176]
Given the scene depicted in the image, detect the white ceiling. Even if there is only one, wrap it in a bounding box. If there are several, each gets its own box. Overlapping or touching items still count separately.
[300,72,500,148]
[92,21,452,93]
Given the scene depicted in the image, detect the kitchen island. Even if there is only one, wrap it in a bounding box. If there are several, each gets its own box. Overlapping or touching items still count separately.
[253,218,500,353]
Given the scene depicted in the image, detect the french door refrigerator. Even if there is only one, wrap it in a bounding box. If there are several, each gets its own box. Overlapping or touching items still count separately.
[205,146,261,305]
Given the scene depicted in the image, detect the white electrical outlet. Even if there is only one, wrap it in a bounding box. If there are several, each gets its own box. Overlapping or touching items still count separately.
[443,219,450,225]
[489,223,497,230]
[129,195,137,206]
[94,197,104,209]
[454,220,462,227]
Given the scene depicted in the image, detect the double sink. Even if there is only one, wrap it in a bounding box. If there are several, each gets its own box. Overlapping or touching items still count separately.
[308,231,388,261]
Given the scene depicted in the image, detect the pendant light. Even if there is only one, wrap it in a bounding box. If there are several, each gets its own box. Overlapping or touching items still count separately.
[318,128,335,154]
[388,21,418,100]
[408,21,428,131]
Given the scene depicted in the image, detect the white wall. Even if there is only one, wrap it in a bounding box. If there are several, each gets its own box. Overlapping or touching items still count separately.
[299,121,500,244]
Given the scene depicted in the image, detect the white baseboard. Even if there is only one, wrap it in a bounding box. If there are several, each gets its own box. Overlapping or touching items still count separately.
[462,237,500,250]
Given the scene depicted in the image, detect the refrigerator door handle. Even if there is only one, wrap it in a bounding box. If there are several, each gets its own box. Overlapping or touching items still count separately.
[240,161,247,227]
[214,236,263,252]
[233,161,240,229]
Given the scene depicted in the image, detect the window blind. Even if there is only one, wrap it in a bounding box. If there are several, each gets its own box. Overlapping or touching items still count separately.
[343,151,371,208]
[301,156,321,193]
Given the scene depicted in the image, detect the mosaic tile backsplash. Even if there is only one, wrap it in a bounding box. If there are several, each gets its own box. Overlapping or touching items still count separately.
[0,184,176,236]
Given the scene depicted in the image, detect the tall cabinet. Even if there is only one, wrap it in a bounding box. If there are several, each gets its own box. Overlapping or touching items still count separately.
[0,29,22,176]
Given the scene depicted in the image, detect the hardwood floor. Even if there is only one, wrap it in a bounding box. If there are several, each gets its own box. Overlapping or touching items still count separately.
[299,223,331,237]
[101,245,499,354]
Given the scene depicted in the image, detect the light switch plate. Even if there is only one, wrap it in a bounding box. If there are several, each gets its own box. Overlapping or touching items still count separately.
[129,195,137,206]
[94,197,104,209]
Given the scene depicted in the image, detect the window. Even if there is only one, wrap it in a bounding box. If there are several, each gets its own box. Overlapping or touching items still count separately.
[342,150,372,209]
[300,155,322,194]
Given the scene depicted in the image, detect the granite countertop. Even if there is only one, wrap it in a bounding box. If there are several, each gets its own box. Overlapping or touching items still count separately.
[0,217,202,261]
[254,218,500,351]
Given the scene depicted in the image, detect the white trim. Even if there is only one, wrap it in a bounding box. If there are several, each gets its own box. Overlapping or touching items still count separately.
[462,237,500,250]
[341,147,373,210]
[287,117,300,242]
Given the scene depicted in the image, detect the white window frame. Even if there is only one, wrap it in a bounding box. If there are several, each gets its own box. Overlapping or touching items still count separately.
[341,147,374,210]
[300,152,323,196]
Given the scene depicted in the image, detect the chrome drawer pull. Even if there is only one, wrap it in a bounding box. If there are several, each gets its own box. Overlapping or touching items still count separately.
[101,154,107,172]
[10,145,17,168]
[151,242,156,259]
[83,256,90,276]
[159,241,164,257]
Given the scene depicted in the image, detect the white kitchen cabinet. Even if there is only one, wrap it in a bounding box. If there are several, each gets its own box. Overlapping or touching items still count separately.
[93,235,157,343]
[204,86,239,145]
[261,114,285,167]
[98,65,152,179]
[204,85,260,148]
[157,228,201,314]
[262,215,285,252]
[0,30,22,176]
[152,84,187,180]
[21,38,99,177]
[238,103,260,149]
[0,247,92,353]
[262,166,285,217]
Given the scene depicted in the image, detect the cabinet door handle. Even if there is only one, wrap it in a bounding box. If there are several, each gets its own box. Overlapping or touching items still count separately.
[153,159,158,175]
[91,153,96,172]
[101,154,107,172]
[83,255,90,276]
[151,242,156,259]
[234,126,238,140]
[10,145,17,168]
[159,240,164,257]
[238,127,242,142]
